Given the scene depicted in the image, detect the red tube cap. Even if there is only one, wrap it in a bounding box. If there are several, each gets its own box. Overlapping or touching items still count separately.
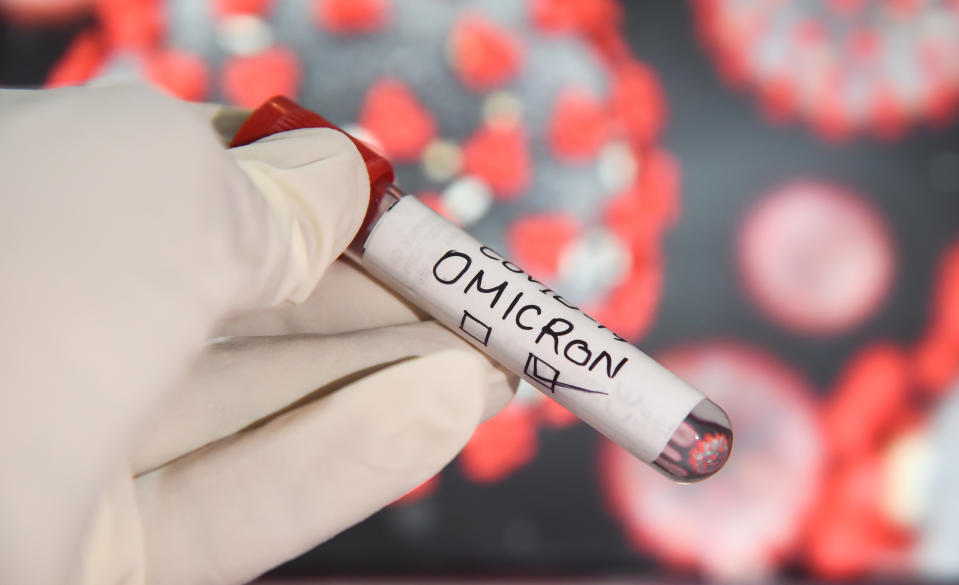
[230,95,395,197]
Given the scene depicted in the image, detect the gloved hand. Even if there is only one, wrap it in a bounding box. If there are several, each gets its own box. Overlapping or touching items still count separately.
[0,84,516,585]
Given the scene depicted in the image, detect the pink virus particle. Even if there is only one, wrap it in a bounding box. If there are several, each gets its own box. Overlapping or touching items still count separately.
[600,343,825,580]
[693,0,959,140]
[738,180,895,335]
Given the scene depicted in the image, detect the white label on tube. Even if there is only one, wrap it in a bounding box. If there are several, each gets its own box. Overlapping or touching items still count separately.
[361,196,703,462]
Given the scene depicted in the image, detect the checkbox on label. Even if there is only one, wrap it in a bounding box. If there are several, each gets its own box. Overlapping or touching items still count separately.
[525,353,560,392]
[460,311,492,346]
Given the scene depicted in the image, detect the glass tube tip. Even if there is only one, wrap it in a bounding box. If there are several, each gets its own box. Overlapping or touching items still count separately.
[652,399,733,483]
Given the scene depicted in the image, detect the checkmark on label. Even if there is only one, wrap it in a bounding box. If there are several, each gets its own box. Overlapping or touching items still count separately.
[524,353,607,395]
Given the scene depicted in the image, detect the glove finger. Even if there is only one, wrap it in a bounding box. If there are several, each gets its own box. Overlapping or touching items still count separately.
[162,99,375,311]
[132,321,516,475]
[214,258,427,338]
[0,85,311,585]
[228,127,370,306]
[0,86,365,585]
[134,350,487,585]
[182,102,251,145]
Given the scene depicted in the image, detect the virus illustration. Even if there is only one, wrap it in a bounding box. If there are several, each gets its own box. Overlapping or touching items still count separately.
[693,0,959,140]
[600,343,825,580]
[738,180,895,335]
[688,432,731,476]
[45,0,680,488]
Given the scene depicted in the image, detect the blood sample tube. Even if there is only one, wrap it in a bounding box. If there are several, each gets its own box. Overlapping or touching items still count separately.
[230,96,732,482]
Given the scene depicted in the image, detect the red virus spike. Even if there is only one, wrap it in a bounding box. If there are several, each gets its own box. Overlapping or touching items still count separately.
[462,122,531,198]
[359,78,436,162]
[221,47,301,108]
[314,0,390,34]
[415,191,453,221]
[710,4,767,86]
[45,30,106,88]
[506,213,580,280]
[529,0,620,39]
[795,19,826,47]
[912,329,959,395]
[144,49,209,101]
[759,74,799,123]
[212,0,272,16]
[713,41,751,87]
[459,403,538,484]
[94,0,162,50]
[449,13,523,90]
[534,397,579,428]
[812,86,855,142]
[919,39,952,81]
[530,0,576,33]
[925,84,959,127]
[889,0,923,17]
[609,62,666,145]
[591,263,661,342]
[934,239,959,337]
[573,0,621,38]
[914,239,959,393]
[822,343,910,461]
[0,0,93,23]
[828,0,867,15]
[805,454,888,579]
[548,87,610,162]
[847,28,880,63]
[392,474,440,506]
[605,147,680,250]
[604,187,659,252]
[639,148,681,226]
[691,0,723,52]
[590,32,631,63]
[872,84,908,141]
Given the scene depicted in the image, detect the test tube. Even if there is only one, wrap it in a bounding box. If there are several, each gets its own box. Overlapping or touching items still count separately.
[230,96,732,482]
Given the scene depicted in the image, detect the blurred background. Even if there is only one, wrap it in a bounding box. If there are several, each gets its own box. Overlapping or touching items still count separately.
[2,0,958,582]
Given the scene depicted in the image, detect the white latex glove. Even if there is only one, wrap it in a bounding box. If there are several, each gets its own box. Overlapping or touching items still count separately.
[0,84,516,585]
